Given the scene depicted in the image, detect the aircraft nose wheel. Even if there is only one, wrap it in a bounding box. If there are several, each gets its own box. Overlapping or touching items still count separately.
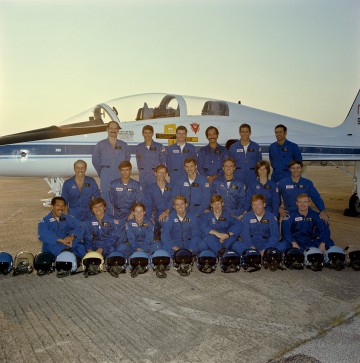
[344,193,360,216]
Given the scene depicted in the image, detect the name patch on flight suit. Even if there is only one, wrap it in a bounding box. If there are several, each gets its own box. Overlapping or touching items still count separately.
[116,187,124,192]
[192,183,200,187]
[92,221,99,226]
[218,217,226,221]
[183,149,190,153]
[248,148,255,152]
[183,182,190,187]
[261,219,269,224]
[286,185,294,189]
[173,150,179,154]
[281,148,289,152]
[250,219,257,223]
[211,218,217,224]
[49,218,56,223]
[236,149,244,153]
[115,146,122,150]
[131,223,138,227]
[72,185,77,189]
[295,217,303,222]
[149,146,157,151]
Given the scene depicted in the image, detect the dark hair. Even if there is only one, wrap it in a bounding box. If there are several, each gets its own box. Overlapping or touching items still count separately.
[184,156,197,166]
[132,202,146,212]
[176,125,187,133]
[275,124,287,133]
[222,157,236,167]
[90,197,106,210]
[51,196,67,206]
[255,160,271,177]
[288,160,303,168]
[74,159,87,168]
[154,164,168,173]
[205,126,219,138]
[239,123,251,132]
[142,125,154,133]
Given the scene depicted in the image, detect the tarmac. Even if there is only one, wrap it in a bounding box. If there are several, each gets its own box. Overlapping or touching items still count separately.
[0,165,359,363]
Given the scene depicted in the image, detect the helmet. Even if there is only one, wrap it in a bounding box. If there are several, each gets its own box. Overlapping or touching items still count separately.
[173,249,193,277]
[106,252,127,278]
[304,247,324,271]
[324,246,345,270]
[0,252,13,275]
[241,248,262,272]
[284,247,304,270]
[196,250,217,273]
[34,252,55,276]
[82,251,105,278]
[345,245,360,271]
[55,251,78,278]
[262,247,284,271]
[129,251,150,278]
[13,251,34,276]
[151,249,171,278]
[220,250,240,273]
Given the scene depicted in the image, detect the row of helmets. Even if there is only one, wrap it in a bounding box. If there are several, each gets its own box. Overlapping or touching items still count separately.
[1,246,359,278]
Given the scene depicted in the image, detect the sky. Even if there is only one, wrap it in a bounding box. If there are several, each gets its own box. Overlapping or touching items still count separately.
[0,0,359,135]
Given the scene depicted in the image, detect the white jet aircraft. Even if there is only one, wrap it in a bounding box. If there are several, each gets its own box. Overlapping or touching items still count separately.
[0,92,359,214]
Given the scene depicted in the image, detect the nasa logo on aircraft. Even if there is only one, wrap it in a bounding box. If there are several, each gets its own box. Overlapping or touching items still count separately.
[190,123,200,134]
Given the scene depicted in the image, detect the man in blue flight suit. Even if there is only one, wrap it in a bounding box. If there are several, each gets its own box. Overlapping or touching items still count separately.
[236,194,283,255]
[171,157,210,217]
[125,202,161,255]
[83,197,129,258]
[38,196,85,258]
[144,165,173,240]
[109,161,144,243]
[229,123,262,189]
[281,193,334,253]
[135,125,166,188]
[211,158,248,220]
[277,160,329,223]
[92,121,131,211]
[200,194,241,256]
[269,124,302,183]
[197,126,228,184]
[166,125,197,182]
[61,160,100,221]
[161,195,206,256]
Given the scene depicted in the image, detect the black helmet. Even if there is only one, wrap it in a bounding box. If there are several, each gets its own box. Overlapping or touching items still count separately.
[173,249,193,276]
[241,248,261,272]
[196,250,217,273]
[151,250,171,278]
[129,251,150,278]
[106,252,127,278]
[324,246,345,271]
[284,247,304,270]
[345,245,360,271]
[220,250,241,273]
[0,252,13,275]
[262,247,284,271]
[13,251,34,276]
[34,252,55,276]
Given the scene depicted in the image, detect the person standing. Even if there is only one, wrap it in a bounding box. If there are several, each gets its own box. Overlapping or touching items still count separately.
[92,121,131,211]
[135,125,166,188]
[229,123,262,189]
[269,124,302,182]
[197,126,228,184]
[166,126,197,182]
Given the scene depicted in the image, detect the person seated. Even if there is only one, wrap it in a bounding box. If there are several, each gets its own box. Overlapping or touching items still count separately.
[125,203,161,255]
[211,158,248,220]
[247,160,280,216]
[200,195,241,256]
[83,197,126,258]
[38,197,85,258]
[235,194,283,255]
[61,159,100,221]
[281,193,334,253]
[160,195,206,256]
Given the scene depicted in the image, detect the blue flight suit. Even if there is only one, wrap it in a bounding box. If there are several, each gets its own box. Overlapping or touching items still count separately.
[200,211,241,254]
[125,218,161,254]
[83,213,123,258]
[135,141,166,187]
[236,210,283,255]
[277,177,325,214]
[166,143,197,182]
[281,207,333,251]
[171,174,211,217]
[161,210,206,255]
[109,178,144,237]
[92,138,131,210]
[144,181,173,237]
[229,140,262,189]
[197,144,228,178]
[247,179,280,215]
[61,176,100,221]
[269,139,302,182]
[38,212,85,257]
[211,176,248,218]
